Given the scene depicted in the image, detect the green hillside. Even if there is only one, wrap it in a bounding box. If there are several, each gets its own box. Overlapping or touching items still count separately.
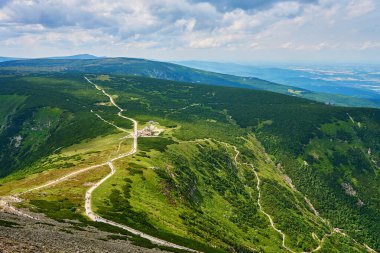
[0,73,378,252]
[1,58,379,108]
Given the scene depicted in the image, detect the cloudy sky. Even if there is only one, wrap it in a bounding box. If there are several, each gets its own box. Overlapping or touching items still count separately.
[0,0,379,63]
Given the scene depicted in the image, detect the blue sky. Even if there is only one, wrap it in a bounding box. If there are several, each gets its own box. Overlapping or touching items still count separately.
[0,0,379,63]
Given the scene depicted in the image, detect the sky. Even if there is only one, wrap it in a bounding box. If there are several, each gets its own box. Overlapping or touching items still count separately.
[0,0,379,63]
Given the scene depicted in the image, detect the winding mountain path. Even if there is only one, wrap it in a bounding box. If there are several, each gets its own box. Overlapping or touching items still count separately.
[4,77,198,252]
[84,77,199,252]
[2,76,375,253]
[227,144,296,253]
[225,142,375,253]
[21,163,107,195]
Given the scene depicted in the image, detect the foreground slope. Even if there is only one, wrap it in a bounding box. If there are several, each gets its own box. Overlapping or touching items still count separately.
[0,73,379,252]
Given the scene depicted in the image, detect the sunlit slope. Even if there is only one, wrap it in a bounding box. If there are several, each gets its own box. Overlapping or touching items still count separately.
[1,58,378,108]
[0,58,288,92]
[89,75,380,251]
[0,73,378,252]
[0,75,125,177]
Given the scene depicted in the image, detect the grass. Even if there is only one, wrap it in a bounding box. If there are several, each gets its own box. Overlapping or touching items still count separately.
[0,73,378,252]
[18,107,63,150]
[92,138,311,252]
[96,75,111,81]
[0,132,131,195]
[24,164,110,215]
[0,94,25,131]
[138,137,177,152]
[318,233,370,252]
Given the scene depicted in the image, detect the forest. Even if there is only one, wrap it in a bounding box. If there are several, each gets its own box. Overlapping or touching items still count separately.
[0,72,378,252]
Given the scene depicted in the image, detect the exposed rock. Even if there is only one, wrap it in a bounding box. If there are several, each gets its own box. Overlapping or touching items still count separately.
[10,135,23,148]
[341,182,357,197]
[284,175,295,190]
[0,212,170,253]
[357,199,364,206]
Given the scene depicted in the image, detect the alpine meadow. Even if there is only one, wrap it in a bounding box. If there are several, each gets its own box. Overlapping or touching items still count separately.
[0,1,379,253]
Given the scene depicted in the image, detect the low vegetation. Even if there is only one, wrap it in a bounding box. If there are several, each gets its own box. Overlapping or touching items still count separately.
[0,72,378,252]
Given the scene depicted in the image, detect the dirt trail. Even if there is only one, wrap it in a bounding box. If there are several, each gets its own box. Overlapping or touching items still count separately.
[227,144,296,252]
[0,76,375,253]
[0,197,38,220]
[84,77,199,252]
[1,77,199,253]
[225,142,375,253]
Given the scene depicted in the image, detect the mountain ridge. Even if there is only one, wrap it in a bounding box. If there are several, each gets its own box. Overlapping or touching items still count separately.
[1,57,379,108]
[175,60,380,104]
[0,54,101,62]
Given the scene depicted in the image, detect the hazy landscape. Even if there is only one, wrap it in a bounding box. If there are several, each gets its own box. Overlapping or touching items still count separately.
[0,1,379,253]
[177,61,380,103]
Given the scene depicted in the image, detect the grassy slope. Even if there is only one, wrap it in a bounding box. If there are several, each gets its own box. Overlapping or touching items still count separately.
[0,73,378,252]
[0,94,25,132]
[1,58,378,108]
[0,75,119,177]
[90,75,380,251]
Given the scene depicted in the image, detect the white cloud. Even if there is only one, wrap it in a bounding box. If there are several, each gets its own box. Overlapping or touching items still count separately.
[0,0,378,62]
[189,38,220,48]
[174,18,196,32]
[250,42,260,49]
[281,42,294,49]
[360,41,380,50]
[346,0,375,19]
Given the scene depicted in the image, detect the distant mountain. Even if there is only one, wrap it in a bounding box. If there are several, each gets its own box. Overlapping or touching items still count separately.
[0,57,296,93]
[0,54,100,62]
[176,61,380,105]
[46,54,101,60]
[174,60,256,76]
[0,57,379,108]
[0,57,24,62]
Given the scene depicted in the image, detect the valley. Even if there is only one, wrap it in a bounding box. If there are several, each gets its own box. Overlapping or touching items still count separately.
[1,1,379,252]
[0,72,379,252]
